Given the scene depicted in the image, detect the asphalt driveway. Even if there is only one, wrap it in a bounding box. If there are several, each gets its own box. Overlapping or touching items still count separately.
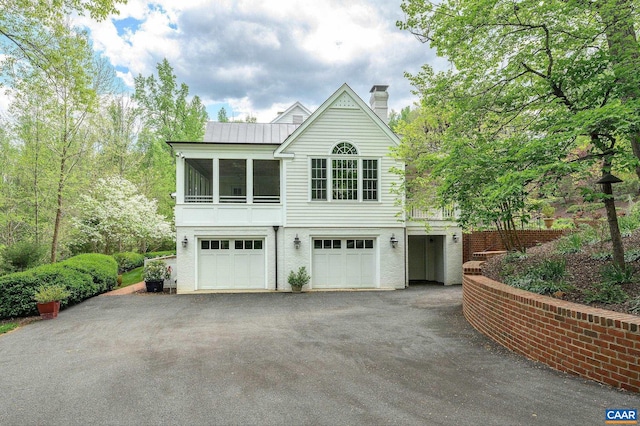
[0,285,637,425]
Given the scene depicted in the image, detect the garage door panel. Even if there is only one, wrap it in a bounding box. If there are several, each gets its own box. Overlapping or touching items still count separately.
[198,239,264,289]
[313,238,376,289]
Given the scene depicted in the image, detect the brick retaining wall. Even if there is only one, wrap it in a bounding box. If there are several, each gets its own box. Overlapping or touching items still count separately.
[463,272,640,392]
[463,230,565,263]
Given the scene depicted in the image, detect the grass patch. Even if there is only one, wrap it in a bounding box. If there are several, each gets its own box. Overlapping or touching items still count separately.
[0,323,19,334]
[120,267,143,287]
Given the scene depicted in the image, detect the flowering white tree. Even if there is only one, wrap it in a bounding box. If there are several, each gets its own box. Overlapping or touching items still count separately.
[72,176,173,253]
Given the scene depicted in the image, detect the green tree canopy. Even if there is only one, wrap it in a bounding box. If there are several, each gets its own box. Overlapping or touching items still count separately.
[133,58,208,217]
[397,0,640,260]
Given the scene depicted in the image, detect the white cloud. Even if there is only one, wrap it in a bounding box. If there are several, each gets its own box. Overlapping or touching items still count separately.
[75,0,442,122]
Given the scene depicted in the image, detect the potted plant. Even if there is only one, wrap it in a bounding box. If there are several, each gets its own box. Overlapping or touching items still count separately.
[143,259,171,293]
[34,284,71,319]
[288,266,310,293]
[541,204,556,229]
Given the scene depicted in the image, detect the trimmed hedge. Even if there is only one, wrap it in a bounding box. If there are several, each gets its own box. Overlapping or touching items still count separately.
[112,252,145,273]
[0,254,118,319]
[145,251,176,259]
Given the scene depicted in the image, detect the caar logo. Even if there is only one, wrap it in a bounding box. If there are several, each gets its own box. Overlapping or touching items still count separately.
[606,409,638,425]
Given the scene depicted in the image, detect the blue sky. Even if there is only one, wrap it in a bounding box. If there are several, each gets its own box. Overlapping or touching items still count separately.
[73,0,445,122]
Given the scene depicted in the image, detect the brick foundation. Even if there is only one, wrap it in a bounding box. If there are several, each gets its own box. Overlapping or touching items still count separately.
[463,272,640,392]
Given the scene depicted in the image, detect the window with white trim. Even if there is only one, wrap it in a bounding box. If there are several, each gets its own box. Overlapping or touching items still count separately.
[310,142,379,202]
[311,159,327,201]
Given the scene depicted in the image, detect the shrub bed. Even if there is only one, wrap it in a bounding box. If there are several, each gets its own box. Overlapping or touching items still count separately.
[112,252,145,273]
[144,251,176,259]
[0,254,118,319]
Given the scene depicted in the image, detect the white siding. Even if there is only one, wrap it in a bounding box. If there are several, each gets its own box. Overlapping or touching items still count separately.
[281,106,403,227]
[271,105,311,124]
[281,227,405,290]
[176,226,277,293]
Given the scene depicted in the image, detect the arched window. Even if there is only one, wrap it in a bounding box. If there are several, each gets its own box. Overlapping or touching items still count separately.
[310,142,378,202]
[332,142,358,155]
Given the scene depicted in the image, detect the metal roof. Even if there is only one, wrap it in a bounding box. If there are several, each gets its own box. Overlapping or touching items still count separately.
[203,122,300,144]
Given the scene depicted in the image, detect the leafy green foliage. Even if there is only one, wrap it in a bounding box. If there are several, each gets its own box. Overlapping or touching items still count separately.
[62,254,118,293]
[143,260,171,282]
[624,249,640,263]
[113,252,145,273]
[555,234,584,255]
[503,259,570,295]
[1,241,45,272]
[584,282,629,305]
[33,284,71,303]
[217,107,229,123]
[396,0,637,259]
[551,218,576,230]
[0,254,118,318]
[630,297,640,315]
[600,263,634,285]
[503,251,528,263]
[287,266,311,289]
[583,263,633,305]
[145,251,176,259]
[133,59,208,218]
[566,203,604,214]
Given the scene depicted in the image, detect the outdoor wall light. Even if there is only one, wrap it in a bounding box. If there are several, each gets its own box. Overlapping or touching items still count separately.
[452,233,459,243]
[390,234,398,248]
[182,236,188,248]
[294,234,301,249]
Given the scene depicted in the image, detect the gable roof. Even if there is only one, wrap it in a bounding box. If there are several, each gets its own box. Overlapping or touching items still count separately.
[202,122,300,144]
[274,83,400,157]
[270,102,312,124]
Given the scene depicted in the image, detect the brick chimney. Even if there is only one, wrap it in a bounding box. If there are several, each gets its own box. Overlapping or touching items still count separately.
[369,85,389,124]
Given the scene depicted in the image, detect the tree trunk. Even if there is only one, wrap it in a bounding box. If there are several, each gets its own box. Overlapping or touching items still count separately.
[602,182,625,267]
[50,155,66,263]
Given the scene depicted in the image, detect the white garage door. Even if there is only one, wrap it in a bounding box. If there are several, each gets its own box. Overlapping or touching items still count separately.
[198,239,265,289]
[312,238,376,288]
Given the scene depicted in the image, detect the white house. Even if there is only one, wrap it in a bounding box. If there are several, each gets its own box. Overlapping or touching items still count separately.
[168,84,462,293]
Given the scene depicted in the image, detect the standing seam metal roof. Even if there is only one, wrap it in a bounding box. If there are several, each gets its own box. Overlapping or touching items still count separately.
[203,122,300,144]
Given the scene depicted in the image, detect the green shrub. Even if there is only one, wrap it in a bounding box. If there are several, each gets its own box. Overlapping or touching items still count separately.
[503,259,570,295]
[0,253,118,319]
[618,215,640,237]
[33,284,71,303]
[566,203,604,214]
[113,252,145,273]
[30,264,94,306]
[600,263,634,285]
[1,241,46,272]
[144,251,176,259]
[503,251,528,263]
[143,259,171,282]
[625,249,640,263]
[555,233,583,254]
[63,254,118,293]
[630,297,640,315]
[551,218,575,230]
[583,281,629,304]
[288,266,311,289]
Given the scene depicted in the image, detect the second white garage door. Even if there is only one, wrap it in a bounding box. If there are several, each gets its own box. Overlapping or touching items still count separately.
[198,239,265,289]
[312,238,376,288]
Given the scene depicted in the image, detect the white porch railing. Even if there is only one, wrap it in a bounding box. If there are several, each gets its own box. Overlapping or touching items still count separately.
[409,205,458,221]
[185,195,214,203]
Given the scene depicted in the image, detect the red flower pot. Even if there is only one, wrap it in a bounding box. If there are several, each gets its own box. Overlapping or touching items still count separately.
[37,301,61,320]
